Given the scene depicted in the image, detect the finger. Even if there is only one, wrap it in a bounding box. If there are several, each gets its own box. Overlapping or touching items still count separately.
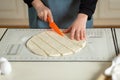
[80,30,84,40]
[44,11,48,22]
[83,30,86,40]
[48,10,53,22]
[76,30,80,41]
[38,12,44,21]
[38,14,42,20]
[70,28,75,40]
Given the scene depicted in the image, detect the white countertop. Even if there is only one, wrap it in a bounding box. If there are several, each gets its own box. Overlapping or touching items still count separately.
[0,62,111,80]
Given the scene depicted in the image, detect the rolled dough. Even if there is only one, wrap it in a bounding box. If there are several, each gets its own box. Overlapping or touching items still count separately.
[26,31,86,57]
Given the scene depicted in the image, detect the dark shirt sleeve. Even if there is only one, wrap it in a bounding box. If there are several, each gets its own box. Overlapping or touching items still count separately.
[24,0,98,20]
[79,0,98,20]
[23,0,33,7]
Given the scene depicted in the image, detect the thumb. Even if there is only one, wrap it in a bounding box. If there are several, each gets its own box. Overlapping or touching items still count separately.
[63,26,72,33]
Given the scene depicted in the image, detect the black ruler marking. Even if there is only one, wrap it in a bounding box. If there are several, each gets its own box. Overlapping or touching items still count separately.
[111,28,119,55]
[0,29,8,41]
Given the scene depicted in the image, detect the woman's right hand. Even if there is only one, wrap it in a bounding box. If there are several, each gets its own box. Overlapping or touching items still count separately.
[32,0,53,22]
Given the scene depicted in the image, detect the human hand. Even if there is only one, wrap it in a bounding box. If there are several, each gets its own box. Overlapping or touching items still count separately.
[32,0,53,22]
[64,13,88,41]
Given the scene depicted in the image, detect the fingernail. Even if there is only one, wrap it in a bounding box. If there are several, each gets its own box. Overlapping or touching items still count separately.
[71,37,74,40]
[78,38,80,41]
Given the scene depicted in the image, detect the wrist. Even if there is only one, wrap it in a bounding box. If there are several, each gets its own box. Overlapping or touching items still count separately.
[32,0,44,9]
[77,13,88,21]
[76,13,88,27]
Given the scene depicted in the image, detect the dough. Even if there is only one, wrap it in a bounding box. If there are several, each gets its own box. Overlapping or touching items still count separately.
[26,31,86,57]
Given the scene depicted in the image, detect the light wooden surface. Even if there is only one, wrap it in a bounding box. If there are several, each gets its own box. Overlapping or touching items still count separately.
[97,74,111,80]
[0,26,29,28]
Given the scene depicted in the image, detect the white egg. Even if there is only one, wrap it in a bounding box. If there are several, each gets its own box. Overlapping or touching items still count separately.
[104,65,113,76]
[0,57,12,75]
[105,56,120,80]
[0,57,7,62]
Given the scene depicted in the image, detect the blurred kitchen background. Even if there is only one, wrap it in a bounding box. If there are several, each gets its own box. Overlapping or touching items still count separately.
[0,0,120,28]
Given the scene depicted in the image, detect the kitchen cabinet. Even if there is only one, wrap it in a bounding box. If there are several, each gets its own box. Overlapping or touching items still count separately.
[94,0,120,26]
[0,0,29,26]
[0,0,120,27]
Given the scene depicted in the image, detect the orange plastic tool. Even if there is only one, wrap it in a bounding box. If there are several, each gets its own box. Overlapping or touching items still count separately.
[47,16,64,36]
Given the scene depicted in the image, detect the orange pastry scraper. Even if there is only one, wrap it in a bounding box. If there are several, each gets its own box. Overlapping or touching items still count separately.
[47,16,64,36]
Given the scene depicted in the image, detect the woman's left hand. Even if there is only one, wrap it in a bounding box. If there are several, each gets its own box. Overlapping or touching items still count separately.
[64,13,88,41]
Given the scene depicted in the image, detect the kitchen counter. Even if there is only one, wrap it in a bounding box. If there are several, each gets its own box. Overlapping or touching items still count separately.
[0,62,111,80]
[0,28,119,80]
